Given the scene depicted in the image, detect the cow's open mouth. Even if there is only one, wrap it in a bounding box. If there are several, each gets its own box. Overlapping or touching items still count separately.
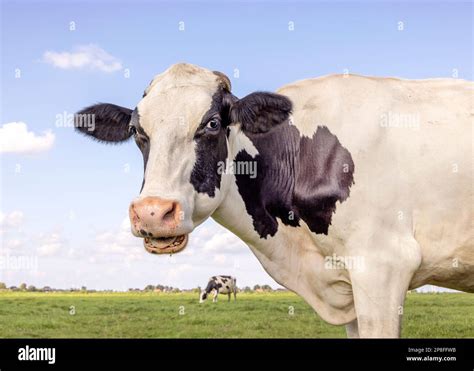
[144,234,188,255]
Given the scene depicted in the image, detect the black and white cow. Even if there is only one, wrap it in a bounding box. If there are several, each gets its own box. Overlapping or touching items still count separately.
[200,275,237,303]
[75,63,473,337]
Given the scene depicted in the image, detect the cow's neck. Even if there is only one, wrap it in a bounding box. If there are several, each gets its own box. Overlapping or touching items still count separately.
[212,126,293,244]
[211,126,313,285]
[211,165,355,325]
[210,126,356,325]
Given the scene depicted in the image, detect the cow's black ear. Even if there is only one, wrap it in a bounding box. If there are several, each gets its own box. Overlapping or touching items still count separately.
[230,92,292,134]
[75,103,133,143]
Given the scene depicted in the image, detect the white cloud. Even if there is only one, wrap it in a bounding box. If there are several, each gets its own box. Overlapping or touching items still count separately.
[0,210,24,228]
[0,122,54,154]
[93,217,144,263]
[42,44,122,73]
[37,233,64,256]
[213,254,227,265]
[5,239,23,249]
[1,211,25,250]
[198,228,246,255]
[166,264,193,280]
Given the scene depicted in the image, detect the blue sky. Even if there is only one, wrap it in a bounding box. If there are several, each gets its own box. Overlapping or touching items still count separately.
[0,0,472,290]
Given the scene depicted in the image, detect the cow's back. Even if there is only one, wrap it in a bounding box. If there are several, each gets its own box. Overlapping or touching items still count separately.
[277,75,473,291]
[212,275,236,293]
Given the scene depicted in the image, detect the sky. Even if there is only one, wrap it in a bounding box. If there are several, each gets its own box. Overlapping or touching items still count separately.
[0,0,472,290]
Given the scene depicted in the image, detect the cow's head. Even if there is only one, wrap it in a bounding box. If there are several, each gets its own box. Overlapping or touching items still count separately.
[199,290,208,303]
[75,63,291,254]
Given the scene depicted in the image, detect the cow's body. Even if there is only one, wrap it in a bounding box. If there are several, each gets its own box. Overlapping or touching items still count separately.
[212,74,473,335]
[200,275,237,302]
[76,64,473,338]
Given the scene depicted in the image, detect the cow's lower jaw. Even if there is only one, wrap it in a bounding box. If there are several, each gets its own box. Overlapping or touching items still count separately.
[144,234,188,255]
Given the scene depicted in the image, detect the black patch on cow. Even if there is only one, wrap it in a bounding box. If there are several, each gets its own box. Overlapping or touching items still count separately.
[205,280,217,294]
[235,123,354,238]
[75,103,133,143]
[130,109,150,192]
[190,89,236,197]
[293,126,354,234]
[190,91,289,197]
[234,122,300,237]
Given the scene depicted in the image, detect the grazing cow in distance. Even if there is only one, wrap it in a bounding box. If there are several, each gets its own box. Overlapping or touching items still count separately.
[200,275,237,303]
[75,63,473,337]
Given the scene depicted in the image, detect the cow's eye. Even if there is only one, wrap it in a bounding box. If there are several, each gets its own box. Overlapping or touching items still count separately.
[206,119,220,131]
[129,125,137,136]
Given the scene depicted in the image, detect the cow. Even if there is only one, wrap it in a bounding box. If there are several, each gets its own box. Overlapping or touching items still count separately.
[200,275,237,303]
[75,63,473,338]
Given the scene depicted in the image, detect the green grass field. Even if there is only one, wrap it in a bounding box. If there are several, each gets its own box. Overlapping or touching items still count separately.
[0,291,472,338]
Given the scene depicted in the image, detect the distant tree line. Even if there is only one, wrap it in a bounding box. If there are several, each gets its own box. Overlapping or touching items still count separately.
[0,282,94,292]
[0,282,285,293]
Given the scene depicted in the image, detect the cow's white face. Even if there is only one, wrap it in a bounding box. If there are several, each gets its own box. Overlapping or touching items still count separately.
[130,66,233,253]
[75,63,293,254]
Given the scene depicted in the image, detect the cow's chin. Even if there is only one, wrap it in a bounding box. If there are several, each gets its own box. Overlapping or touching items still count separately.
[143,234,188,255]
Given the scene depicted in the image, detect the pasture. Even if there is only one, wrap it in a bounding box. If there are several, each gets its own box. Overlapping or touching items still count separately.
[0,291,472,338]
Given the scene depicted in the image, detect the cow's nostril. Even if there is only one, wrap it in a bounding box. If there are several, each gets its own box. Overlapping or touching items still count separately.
[162,202,177,222]
[140,229,148,236]
[151,212,155,216]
